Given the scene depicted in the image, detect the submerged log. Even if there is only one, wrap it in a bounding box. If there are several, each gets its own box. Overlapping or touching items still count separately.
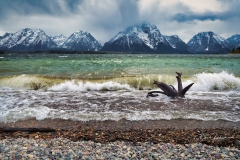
[147,72,194,98]
[0,127,55,132]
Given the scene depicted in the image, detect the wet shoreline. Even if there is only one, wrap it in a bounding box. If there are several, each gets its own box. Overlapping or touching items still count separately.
[1,119,240,130]
[1,119,239,149]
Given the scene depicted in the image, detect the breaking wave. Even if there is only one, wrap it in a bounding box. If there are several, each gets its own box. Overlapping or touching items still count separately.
[48,80,133,91]
[190,71,240,91]
[0,71,239,91]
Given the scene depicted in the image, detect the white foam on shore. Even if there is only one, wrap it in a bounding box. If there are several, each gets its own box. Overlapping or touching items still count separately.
[48,80,133,91]
[0,88,239,123]
[1,108,239,123]
[177,71,240,92]
[47,71,240,92]
[0,106,52,123]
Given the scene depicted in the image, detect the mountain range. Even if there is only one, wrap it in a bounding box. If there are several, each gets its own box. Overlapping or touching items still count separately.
[0,29,101,51]
[0,28,57,51]
[0,22,239,53]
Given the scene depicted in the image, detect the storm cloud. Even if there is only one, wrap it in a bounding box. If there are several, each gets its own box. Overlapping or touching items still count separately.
[172,5,240,22]
[0,0,239,43]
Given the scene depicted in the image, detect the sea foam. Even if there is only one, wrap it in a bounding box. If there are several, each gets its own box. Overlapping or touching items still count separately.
[48,80,133,91]
[190,71,240,91]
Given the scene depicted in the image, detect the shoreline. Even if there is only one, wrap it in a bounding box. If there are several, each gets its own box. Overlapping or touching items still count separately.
[1,120,240,159]
[1,119,240,130]
[1,119,239,149]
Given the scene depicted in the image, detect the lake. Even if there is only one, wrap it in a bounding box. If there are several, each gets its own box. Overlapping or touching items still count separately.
[0,53,240,123]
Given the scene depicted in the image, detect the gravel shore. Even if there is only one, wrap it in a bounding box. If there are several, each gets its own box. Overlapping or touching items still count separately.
[1,138,240,159]
[1,119,240,159]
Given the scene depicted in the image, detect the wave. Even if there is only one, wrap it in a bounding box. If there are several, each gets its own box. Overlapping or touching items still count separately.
[0,71,239,91]
[0,74,64,90]
[1,107,239,123]
[48,80,133,91]
[191,71,240,91]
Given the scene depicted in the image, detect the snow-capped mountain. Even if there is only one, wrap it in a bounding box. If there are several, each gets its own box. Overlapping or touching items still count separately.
[1,27,239,53]
[0,29,102,51]
[50,34,67,46]
[101,22,170,52]
[101,22,192,53]
[0,28,57,51]
[60,30,102,51]
[187,31,231,53]
[227,34,240,48]
[165,35,194,53]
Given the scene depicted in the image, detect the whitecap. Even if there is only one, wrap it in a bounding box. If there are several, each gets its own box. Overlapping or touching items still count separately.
[48,80,133,92]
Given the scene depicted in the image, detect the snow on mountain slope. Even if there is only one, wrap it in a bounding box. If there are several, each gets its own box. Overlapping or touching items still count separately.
[18,29,57,50]
[102,22,171,52]
[187,31,231,53]
[101,22,193,53]
[0,28,57,51]
[50,34,67,46]
[227,34,240,48]
[60,30,102,51]
[0,33,14,49]
[0,28,33,49]
[165,35,194,53]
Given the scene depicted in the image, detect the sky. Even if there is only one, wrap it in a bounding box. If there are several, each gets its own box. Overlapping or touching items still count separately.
[0,0,239,43]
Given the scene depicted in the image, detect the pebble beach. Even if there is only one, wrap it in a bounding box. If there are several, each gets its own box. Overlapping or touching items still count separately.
[0,138,240,159]
[1,119,240,159]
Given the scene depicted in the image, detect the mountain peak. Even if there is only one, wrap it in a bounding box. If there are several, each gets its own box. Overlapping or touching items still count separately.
[187,31,231,53]
[141,21,157,28]
[104,22,166,51]
[75,30,89,35]
[169,35,179,38]
[227,34,240,48]
[61,30,102,51]
[121,22,158,35]
[34,29,46,34]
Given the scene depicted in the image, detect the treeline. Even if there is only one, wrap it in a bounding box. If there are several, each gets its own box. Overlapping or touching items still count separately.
[0,50,153,54]
[0,50,111,54]
[229,46,240,54]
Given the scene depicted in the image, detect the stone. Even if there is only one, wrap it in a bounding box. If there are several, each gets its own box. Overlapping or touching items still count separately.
[27,154,34,158]
[180,153,185,157]
[229,152,234,157]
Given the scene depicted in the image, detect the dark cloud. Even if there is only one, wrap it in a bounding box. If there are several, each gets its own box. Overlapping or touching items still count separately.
[172,1,240,22]
[172,12,220,22]
[0,0,82,19]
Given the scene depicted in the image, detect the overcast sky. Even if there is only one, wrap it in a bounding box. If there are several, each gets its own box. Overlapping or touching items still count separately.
[0,0,239,43]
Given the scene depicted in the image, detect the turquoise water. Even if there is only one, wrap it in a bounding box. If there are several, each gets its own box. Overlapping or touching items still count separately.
[1,54,240,78]
[0,53,240,122]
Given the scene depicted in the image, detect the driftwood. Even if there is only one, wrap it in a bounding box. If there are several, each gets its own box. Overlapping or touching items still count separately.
[147,72,194,98]
[0,127,55,132]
